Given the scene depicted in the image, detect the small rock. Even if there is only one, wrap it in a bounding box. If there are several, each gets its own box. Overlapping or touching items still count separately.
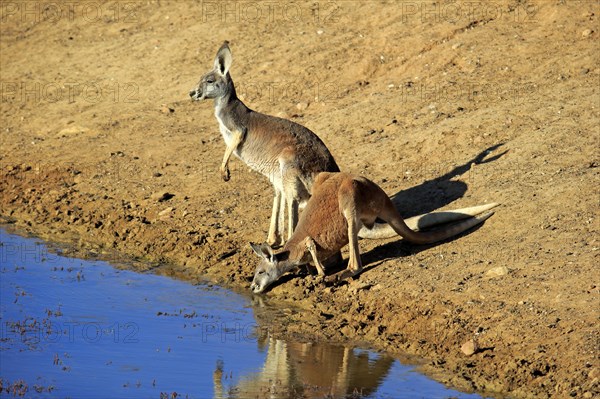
[485,266,509,278]
[349,282,372,293]
[296,102,308,111]
[153,172,163,177]
[582,29,593,37]
[452,42,462,49]
[583,392,592,398]
[151,192,174,202]
[56,125,89,138]
[461,339,478,356]
[580,67,590,75]
[316,29,324,35]
[158,207,174,216]
[160,105,175,114]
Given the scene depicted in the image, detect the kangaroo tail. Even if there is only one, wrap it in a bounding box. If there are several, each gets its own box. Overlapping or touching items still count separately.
[357,203,498,240]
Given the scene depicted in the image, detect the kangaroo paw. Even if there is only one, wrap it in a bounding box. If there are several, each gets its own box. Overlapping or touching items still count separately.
[338,269,359,281]
[329,268,362,284]
[221,165,230,182]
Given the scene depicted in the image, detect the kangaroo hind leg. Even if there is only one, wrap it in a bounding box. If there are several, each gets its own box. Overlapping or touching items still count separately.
[280,152,304,240]
[338,179,365,279]
[267,189,285,247]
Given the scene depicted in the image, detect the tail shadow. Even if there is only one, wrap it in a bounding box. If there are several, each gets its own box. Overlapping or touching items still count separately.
[359,222,488,274]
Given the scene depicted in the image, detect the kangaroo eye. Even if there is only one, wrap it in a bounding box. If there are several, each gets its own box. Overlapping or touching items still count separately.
[258,270,265,275]
[206,78,215,84]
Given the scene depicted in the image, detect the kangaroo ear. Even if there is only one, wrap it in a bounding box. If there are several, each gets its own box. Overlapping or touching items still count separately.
[214,41,232,76]
[249,242,274,260]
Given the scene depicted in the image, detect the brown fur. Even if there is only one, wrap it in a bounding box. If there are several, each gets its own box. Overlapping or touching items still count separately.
[190,42,339,246]
[250,172,497,293]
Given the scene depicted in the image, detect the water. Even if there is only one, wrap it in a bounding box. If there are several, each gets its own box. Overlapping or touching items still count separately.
[0,229,487,398]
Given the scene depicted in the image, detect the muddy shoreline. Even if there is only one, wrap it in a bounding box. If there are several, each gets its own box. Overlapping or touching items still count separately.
[1,1,598,398]
[1,151,597,399]
[0,217,493,398]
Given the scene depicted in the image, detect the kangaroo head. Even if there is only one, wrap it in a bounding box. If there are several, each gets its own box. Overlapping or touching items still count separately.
[189,41,232,101]
[250,243,290,294]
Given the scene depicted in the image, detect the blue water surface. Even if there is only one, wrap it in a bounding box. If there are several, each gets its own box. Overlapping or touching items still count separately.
[0,229,487,399]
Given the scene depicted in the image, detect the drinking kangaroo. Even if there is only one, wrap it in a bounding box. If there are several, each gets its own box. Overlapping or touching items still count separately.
[250,172,498,293]
[190,41,339,246]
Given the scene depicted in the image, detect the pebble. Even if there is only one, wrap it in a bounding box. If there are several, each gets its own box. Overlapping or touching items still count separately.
[581,29,593,37]
[56,126,89,138]
[349,282,372,293]
[158,207,174,216]
[296,102,308,111]
[452,42,462,49]
[461,339,478,356]
[485,266,509,278]
[371,283,382,291]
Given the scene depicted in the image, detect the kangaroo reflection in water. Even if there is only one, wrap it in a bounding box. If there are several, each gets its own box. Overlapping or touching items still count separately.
[213,333,394,398]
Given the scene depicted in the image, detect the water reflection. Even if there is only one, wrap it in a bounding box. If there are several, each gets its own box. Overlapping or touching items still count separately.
[0,228,484,399]
[214,335,394,398]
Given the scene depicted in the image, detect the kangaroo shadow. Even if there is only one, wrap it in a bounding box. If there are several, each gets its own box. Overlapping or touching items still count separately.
[358,222,488,275]
[357,143,507,272]
[261,144,507,290]
[389,143,506,217]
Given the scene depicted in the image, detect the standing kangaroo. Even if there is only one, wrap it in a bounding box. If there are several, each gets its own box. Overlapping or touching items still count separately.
[189,41,339,246]
[250,172,498,293]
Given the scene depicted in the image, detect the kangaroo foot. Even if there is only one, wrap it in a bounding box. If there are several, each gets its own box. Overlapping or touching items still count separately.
[220,165,231,182]
[325,268,361,284]
[266,235,283,248]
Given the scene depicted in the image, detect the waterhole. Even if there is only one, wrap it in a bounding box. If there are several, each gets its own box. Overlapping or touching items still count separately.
[0,229,487,398]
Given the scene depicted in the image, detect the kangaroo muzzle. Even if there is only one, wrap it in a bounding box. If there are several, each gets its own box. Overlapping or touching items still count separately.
[189,89,205,101]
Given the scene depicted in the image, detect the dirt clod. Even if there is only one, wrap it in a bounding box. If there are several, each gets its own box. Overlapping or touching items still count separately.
[485,266,509,278]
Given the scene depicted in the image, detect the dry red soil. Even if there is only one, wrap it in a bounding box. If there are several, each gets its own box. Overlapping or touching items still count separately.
[1,1,598,398]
